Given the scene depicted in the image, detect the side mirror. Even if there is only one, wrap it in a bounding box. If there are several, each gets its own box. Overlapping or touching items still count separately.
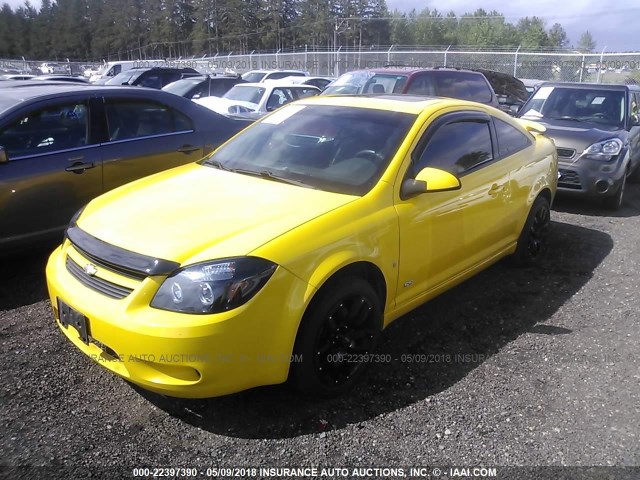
[0,146,8,164]
[631,114,640,127]
[400,167,461,199]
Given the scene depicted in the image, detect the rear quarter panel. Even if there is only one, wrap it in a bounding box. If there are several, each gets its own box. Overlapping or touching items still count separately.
[509,131,558,236]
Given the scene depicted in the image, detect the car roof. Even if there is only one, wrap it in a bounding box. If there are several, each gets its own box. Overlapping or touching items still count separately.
[538,82,636,91]
[364,67,483,76]
[237,82,317,89]
[0,83,162,115]
[297,94,476,115]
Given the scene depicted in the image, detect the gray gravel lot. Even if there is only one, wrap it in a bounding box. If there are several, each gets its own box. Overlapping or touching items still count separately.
[1,186,639,480]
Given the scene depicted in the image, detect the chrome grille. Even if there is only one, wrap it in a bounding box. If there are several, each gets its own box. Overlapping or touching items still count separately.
[556,148,576,159]
[66,256,133,299]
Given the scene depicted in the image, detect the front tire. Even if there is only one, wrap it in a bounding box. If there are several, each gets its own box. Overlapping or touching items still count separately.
[510,195,551,267]
[290,277,382,396]
[603,171,626,210]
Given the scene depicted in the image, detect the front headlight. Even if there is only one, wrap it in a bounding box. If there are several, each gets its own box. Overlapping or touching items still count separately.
[150,257,277,314]
[581,138,623,160]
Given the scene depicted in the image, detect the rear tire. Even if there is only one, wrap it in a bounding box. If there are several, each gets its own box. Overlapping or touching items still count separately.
[290,276,382,397]
[510,195,551,268]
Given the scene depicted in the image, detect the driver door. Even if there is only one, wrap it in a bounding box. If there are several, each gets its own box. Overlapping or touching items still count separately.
[394,112,511,307]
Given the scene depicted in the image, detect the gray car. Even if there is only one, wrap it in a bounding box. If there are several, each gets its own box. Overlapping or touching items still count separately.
[519,82,640,210]
[0,84,250,253]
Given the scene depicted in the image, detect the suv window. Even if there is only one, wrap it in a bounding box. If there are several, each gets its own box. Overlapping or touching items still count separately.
[104,100,193,141]
[415,120,494,176]
[494,118,532,157]
[432,72,493,103]
[405,74,436,96]
[364,74,407,94]
[0,101,90,159]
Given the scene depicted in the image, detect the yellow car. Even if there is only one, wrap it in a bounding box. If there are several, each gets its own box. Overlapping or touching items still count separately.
[46,96,557,398]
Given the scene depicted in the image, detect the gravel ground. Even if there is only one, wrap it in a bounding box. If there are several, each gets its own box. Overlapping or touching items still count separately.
[1,186,639,480]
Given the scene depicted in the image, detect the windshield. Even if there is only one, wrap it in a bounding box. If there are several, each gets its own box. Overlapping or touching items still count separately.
[203,104,416,195]
[520,86,626,127]
[96,65,109,75]
[241,72,267,83]
[163,78,203,96]
[323,71,408,95]
[223,85,265,104]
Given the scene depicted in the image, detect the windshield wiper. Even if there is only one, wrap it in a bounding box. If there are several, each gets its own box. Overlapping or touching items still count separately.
[203,158,230,170]
[231,168,317,189]
[548,116,586,122]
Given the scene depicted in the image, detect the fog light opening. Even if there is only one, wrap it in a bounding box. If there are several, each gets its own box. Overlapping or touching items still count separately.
[595,180,610,194]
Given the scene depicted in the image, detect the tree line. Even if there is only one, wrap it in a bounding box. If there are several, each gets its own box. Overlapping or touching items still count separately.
[0,0,597,61]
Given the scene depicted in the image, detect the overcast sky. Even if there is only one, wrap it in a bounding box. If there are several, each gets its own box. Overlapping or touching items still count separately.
[3,0,638,52]
[387,0,637,51]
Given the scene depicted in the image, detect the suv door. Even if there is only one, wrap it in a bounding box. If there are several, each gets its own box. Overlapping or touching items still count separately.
[99,96,203,191]
[395,112,510,305]
[0,96,102,248]
[629,92,640,172]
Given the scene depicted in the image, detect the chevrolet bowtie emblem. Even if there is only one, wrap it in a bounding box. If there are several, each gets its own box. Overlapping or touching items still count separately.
[83,264,98,276]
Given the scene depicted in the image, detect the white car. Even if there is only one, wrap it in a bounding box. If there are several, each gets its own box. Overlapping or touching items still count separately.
[39,63,69,74]
[194,82,321,119]
[266,75,335,90]
[240,69,308,83]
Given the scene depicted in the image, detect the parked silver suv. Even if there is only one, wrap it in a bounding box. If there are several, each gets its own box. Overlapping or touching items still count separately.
[519,82,640,210]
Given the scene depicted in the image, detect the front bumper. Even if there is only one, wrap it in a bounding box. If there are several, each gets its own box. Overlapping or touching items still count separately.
[46,242,311,398]
[556,154,626,197]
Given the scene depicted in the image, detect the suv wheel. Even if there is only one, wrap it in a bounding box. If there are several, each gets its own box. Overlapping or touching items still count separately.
[603,170,626,210]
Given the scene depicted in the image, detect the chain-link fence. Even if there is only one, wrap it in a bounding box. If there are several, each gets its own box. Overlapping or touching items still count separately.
[3,48,640,84]
[201,48,640,84]
[0,58,103,77]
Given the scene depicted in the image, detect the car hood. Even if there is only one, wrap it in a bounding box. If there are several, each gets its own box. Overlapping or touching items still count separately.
[522,117,625,154]
[77,163,356,265]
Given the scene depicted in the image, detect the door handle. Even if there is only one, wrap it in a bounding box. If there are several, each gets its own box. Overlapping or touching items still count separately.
[488,183,503,197]
[65,162,95,174]
[177,145,200,154]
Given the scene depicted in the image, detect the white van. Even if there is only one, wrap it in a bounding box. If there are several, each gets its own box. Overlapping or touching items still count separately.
[89,60,167,83]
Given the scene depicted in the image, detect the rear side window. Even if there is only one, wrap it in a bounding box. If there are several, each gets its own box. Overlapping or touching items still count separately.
[104,100,193,141]
[414,120,493,176]
[0,101,90,159]
[494,118,532,157]
[433,72,493,103]
[405,74,436,96]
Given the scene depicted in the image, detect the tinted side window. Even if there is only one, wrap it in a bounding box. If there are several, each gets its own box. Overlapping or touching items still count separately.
[415,121,493,176]
[434,72,493,103]
[405,74,436,96]
[0,101,90,159]
[494,118,532,157]
[104,100,192,141]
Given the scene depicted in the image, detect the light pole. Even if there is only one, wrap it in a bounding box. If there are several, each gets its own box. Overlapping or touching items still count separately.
[333,17,351,76]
